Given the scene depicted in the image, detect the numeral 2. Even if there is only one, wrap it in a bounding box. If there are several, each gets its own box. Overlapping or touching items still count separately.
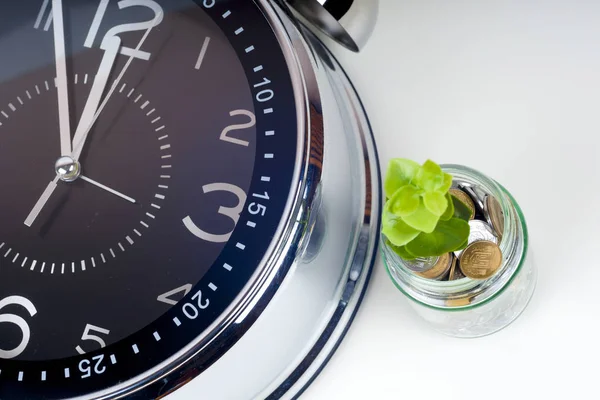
[219,110,256,147]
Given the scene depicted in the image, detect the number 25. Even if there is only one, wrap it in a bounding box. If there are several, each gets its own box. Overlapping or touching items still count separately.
[84,0,164,61]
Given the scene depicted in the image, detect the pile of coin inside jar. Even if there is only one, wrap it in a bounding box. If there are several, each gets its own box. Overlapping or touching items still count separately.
[403,185,505,281]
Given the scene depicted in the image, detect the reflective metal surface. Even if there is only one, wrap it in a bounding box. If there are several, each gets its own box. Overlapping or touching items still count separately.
[284,0,379,52]
[80,0,381,398]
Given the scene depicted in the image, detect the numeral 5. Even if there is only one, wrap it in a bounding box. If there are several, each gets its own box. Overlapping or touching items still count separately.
[76,324,110,355]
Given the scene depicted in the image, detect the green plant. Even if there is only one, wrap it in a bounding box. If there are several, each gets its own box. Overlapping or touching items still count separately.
[382,159,471,259]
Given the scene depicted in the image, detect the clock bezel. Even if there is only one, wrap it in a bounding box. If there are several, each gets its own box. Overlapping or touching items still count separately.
[81,1,319,398]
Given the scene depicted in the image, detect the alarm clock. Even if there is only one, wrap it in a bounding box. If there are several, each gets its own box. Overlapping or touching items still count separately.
[0,0,380,398]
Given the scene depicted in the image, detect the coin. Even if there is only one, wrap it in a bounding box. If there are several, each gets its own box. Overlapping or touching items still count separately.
[449,188,475,220]
[416,252,452,280]
[448,256,465,280]
[454,220,498,258]
[484,194,504,241]
[460,185,485,215]
[447,254,457,280]
[459,241,503,280]
[404,256,439,273]
[446,297,471,307]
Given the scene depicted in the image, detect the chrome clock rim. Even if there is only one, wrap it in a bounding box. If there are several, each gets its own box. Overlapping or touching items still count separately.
[73,1,381,398]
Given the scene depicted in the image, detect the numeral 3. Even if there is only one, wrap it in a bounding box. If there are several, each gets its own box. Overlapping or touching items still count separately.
[183,183,247,243]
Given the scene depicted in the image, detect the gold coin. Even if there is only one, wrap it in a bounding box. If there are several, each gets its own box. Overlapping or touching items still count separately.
[459,241,503,280]
[447,254,457,280]
[449,188,475,220]
[446,297,471,307]
[416,252,452,280]
[484,195,504,240]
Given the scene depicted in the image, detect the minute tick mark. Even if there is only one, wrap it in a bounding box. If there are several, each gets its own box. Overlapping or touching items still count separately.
[195,36,211,70]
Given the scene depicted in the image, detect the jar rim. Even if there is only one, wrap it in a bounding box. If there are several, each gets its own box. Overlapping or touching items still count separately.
[382,165,529,310]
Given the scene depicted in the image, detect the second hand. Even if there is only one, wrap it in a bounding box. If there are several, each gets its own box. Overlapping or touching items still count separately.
[79,175,136,204]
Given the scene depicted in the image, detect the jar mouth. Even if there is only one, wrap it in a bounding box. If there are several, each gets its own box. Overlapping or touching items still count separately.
[382,164,529,310]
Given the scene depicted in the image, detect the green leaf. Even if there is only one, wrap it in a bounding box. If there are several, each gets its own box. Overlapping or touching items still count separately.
[440,172,453,192]
[456,235,469,251]
[382,210,421,247]
[439,192,455,221]
[414,160,443,191]
[388,185,420,217]
[401,203,439,233]
[451,194,473,222]
[387,241,417,260]
[404,218,470,257]
[423,191,448,216]
[384,159,420,198]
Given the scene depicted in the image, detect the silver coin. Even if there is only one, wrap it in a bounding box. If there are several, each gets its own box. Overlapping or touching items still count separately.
[403,256,439,273]
[454,220,498,258]
[415,253,453,280]
[460,185,485,215]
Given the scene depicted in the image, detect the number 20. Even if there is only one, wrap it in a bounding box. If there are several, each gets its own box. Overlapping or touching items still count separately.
[84,0,164,61]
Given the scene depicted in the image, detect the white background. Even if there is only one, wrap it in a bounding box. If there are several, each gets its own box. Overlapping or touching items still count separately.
[305,0,600,399]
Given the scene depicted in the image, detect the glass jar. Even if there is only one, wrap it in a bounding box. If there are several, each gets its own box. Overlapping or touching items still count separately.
[382,164,537,338]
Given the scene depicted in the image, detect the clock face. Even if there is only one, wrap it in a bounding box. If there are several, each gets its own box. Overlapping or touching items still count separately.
[0,0,298,398]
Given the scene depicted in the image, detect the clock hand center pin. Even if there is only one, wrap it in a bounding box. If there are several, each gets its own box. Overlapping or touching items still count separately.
[54,156,137,204]
[55,156,81,182]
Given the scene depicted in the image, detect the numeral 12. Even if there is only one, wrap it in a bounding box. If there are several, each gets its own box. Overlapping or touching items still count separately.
[35,0,164,61]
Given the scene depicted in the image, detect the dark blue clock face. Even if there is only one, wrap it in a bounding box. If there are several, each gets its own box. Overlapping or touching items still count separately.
[0,0,298,397]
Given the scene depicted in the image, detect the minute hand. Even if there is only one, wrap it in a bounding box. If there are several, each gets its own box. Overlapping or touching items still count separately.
[51,0,72,156]
[71,17,161,161]
[71,36,121,161]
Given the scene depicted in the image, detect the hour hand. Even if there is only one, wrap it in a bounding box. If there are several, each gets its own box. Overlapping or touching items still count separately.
[71,36,122,161]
